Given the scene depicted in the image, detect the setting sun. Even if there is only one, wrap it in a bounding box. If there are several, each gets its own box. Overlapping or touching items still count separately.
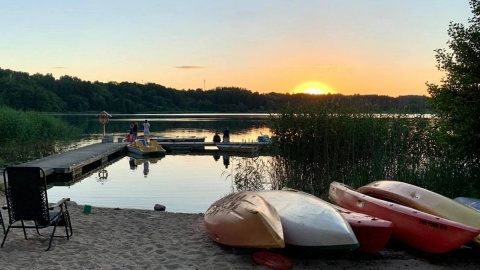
[292,81,336,95]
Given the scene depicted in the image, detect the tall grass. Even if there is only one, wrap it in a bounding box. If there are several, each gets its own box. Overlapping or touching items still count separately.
[0,106,80,167]
[233,104,480,199]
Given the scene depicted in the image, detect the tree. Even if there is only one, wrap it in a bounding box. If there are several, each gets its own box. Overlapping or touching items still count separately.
[427,0,480,158]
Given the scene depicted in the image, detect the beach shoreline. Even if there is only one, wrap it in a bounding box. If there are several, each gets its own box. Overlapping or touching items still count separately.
[0,196,479,269]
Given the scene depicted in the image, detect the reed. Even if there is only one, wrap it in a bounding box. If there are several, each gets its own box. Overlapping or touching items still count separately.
[0,106,80,168]
[260,104,480,199]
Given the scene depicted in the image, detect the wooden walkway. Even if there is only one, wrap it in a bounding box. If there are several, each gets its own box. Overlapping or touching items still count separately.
[2,141,270,184]
[16,142,128,179]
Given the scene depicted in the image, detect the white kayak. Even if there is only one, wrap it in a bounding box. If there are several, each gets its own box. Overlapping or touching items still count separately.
[256,189,359,249]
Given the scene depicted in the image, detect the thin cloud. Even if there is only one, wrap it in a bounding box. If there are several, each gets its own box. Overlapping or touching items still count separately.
[291,64,351,69]
[175,66,209,69]
[50,66,67,69]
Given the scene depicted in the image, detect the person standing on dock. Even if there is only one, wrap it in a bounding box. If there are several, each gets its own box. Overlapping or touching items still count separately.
[128,123,134,142]
[143,120,151,143]
[222,128,230,143]
[133,122,139,140]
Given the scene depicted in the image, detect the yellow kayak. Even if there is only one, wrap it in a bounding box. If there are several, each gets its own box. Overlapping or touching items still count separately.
[204,191,285,248]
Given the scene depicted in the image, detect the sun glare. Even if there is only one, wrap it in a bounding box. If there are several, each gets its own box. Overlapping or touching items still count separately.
[293,81,336,95]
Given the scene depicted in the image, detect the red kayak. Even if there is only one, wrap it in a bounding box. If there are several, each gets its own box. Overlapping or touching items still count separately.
[329,181,480,253]
[330,203,393,253]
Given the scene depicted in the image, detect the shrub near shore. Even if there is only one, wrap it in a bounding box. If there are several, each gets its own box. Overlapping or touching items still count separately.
[265,104,480,199]
[0,106,80,167]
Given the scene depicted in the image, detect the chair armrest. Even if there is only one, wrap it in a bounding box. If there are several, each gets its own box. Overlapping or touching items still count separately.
[49,198,71,209]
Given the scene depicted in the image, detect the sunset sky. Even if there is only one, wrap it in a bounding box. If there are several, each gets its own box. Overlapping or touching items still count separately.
[0,0,472,97]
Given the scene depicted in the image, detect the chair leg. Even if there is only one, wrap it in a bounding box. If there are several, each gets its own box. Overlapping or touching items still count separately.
[0,212,5,234]
[46,222,59,251]
[1,226,11,248]
[63,212,73,237]
[21,221,28,240]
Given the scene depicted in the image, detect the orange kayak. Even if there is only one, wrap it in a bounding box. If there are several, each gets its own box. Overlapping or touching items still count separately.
[329,181,479,253]
[358,180,480,245]
[329,203,393,253]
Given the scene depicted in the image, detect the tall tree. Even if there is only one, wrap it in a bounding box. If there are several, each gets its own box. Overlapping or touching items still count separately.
[427,0,480,158]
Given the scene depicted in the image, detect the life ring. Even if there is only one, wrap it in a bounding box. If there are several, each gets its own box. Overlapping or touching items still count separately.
[98,114,109,125]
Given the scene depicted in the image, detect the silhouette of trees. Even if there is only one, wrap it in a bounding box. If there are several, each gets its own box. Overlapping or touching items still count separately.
[0,67,430,114]
[427,0,480,158]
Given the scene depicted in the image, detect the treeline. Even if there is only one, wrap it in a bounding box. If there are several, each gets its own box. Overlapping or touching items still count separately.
[0,68,430,113]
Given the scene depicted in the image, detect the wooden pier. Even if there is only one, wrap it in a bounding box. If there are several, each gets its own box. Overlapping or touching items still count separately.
[2,141,270,185]
[14,142,128,179]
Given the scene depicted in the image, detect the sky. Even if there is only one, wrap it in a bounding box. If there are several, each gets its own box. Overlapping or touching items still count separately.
[0,0,473,97]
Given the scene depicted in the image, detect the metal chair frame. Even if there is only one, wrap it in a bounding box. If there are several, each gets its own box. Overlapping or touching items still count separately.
[1,166,73,251]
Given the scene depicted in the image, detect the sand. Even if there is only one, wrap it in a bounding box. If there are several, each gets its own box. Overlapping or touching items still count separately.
[0,195,479,270]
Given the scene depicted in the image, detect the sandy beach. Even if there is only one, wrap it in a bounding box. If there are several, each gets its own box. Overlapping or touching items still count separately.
[0,195,479,270]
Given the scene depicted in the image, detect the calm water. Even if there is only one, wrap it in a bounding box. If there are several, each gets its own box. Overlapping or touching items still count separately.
[47,113,273,213]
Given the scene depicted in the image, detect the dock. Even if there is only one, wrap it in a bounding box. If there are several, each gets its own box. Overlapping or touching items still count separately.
[158,141,269,151]
[3,140,270,184]
[15,142,128,179]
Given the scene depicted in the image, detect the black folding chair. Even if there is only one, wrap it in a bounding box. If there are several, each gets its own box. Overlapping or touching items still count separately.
[1,167,73,251]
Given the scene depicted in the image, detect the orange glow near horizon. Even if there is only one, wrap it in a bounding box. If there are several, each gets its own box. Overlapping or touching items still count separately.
[292,81,336,95]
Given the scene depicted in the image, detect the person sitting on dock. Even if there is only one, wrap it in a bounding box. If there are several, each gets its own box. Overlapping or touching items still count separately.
[213,132,221,143]
[222,128,230,143]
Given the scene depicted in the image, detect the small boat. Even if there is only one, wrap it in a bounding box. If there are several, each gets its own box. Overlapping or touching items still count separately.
[204,191,285,248]
[256,189,359,249]
[329,181,480,253]
[216,143,259,153]
[357,180,480,245]
[126,139,166,156]
[329,203,393,253]
[454,197,480,212]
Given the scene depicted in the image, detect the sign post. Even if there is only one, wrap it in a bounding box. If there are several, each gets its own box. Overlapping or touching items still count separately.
[97,111,112,137]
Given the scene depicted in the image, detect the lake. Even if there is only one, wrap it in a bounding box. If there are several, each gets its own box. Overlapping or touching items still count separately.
[46,113,274,213]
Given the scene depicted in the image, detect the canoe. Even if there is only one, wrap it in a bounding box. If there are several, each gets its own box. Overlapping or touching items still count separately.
[329,203,393,253]
[357,180,480,245]
[329,181,480,253]
[257,189,359,249]
[454,197,480,212]
[204,191,284,248]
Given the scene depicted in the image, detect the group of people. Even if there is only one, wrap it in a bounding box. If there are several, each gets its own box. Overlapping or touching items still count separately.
[127,121,231,145]
[129,120,151,142]
[213,128,230,143]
